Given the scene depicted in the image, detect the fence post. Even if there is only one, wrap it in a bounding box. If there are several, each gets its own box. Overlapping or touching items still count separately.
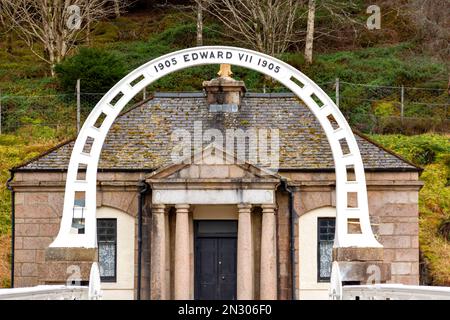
[143,86,146,101]
[335,78,340,108]
[76,79,81,133]
[400,85,404,120]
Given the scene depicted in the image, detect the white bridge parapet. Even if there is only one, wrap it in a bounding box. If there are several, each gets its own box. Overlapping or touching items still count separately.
[330,261,450,300]
[0,263,102,300]
[342,284,450,300]
[0,285,89,300]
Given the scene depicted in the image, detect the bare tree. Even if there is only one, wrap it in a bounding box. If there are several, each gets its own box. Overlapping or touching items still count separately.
[113,0,122,18]
[196,0,204,46]
[304,0,361,64]
[304,0,315,64]
[152,1,207,47]
[0,3,13,53]
[403,0,449,71]
[0,0,131,76]
[196,0,301,57]
[195,0,360,61]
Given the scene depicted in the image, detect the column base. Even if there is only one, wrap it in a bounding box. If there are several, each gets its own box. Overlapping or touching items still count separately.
[45,247,97,261]
[333,247,391,283]
[336,261,391,283]
[42,247,97,283]
[333,247,384,262]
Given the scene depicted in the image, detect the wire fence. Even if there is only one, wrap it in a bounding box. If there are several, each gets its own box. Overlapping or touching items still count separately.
[321,80,449,134]
[0,90,146,138]
[0,80,448,137]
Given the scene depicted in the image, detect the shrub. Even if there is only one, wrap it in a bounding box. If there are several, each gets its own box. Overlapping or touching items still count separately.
[371,134,450,285]
[282,53,305,70]
[1,276,10,288]
[55,48,127,93]
[369,134,450,166]
[17,124,56,141]
[91,21,120,43]
[373,117,447,135]
[438,219,450,242]
[373,101,398,117]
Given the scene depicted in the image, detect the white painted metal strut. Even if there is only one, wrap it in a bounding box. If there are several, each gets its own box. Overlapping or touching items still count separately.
[50,46,382,249]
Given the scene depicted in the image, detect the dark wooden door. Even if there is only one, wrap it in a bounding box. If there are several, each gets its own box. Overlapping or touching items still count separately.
[195,221,237,300]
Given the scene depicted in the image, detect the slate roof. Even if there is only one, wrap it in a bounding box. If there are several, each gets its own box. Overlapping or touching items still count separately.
[17,92,418,172]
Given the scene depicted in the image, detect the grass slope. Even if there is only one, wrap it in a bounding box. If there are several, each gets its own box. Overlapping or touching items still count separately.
[370,134,450,285]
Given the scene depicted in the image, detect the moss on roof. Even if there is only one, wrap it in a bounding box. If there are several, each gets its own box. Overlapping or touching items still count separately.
[17,93,419,172]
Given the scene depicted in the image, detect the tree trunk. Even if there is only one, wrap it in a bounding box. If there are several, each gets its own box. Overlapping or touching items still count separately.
[196,1,203,46]
[86,13,91,46]
[114,0,121,18]
[49,47,57,77]
[304,0,316,64]
[50,64,56,77]
[6,33,12,54]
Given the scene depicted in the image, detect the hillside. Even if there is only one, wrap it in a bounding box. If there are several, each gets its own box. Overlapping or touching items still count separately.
[370,134,450,285]
[0,8,447,137]
[0,4,448,287]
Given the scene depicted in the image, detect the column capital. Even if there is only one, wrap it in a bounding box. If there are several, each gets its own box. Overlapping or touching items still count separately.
[261,204,277,212]
[237,203,252,211]
[152,204,166,213]
[175,204,190,213]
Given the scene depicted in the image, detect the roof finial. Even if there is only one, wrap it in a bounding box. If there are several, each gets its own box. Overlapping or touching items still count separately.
[218,64,233,78]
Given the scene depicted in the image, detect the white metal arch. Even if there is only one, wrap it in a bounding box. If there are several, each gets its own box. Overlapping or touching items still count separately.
[50,46,382,249]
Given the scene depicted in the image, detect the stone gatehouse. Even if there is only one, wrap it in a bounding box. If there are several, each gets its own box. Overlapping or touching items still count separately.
[9,69,422,300]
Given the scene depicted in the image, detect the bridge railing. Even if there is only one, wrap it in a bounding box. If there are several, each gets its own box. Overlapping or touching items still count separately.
[329,261,450,300]
[342,284,450,300]
[0,263,102,300]
[0,285,89,300]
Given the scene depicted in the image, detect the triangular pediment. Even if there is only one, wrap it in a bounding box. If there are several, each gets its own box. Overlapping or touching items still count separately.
[147,144,281,181]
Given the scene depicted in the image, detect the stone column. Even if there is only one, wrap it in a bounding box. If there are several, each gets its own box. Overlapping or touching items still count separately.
[260,204,277,300]
[174,204,190,300]
[237,203,253,300]
[164,208,171,298]
[150,204,167,299]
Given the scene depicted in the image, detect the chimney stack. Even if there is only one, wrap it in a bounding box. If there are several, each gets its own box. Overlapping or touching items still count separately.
[203,64,246,111]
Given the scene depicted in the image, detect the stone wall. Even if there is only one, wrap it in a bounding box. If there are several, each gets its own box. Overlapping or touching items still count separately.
[12,171,145,290]
[281,170,422,295]
[369,189,420,284]
[14,190,64,287]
